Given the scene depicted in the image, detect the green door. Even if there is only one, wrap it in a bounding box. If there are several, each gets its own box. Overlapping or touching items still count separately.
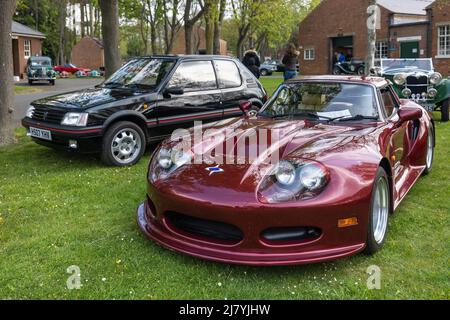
[400,42,420,58]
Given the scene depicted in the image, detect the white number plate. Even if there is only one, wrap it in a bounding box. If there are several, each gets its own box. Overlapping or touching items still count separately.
[29,127,52,141]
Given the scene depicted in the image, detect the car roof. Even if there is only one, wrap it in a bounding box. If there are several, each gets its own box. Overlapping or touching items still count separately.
[287,75,389,88]
[135,54,236,61]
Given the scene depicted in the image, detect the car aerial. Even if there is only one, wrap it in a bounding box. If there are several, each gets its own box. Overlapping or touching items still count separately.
[26,56,57,86]
[260,60,278,76]
[333,59,365,76]
[54,63,91,74]
[138,75,435,266]
[377,58,449,122]
[22,55,267,166]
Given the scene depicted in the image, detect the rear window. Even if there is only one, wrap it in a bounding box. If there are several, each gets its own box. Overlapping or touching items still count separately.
[214,60,242,88]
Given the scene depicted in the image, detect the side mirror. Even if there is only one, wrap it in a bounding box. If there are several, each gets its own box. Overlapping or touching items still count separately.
[163,87,184,98]
[398,107,422,123]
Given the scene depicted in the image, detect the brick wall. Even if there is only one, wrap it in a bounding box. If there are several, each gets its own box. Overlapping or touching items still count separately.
[429,0,450,76]
[16,37,43,78]
[71,37,104,70]
[297,0,444,75]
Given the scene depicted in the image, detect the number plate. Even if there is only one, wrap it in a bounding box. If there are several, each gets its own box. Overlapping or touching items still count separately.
[29,127,52,141]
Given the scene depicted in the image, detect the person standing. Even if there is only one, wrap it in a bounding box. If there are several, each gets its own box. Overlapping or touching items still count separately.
[242,47,261,78]
[282,43,299,81]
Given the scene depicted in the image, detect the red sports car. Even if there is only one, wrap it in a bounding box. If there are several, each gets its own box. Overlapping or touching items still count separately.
[54,63,91,74]
[138,76,435,266]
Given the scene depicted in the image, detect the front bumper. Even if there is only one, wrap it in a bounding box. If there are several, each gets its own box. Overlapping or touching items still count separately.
[22,117,103,153]
[137,183,369,266]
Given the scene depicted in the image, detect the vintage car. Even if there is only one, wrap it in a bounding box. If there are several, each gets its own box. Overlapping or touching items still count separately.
[138,75,435,266]
[333,59,365,76]
[26,56,56,85]
[22,55,267,166]
[378,58,449,122]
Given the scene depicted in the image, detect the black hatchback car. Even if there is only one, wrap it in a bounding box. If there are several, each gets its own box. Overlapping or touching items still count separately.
[22,55,267,166]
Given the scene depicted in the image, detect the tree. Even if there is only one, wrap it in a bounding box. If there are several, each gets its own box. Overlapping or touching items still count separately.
[213,0,226,54]
[99,0,121,77]
[184,0,206,54]
[365,0,378,75]
[0,0,17,145]
[58,0,68,65]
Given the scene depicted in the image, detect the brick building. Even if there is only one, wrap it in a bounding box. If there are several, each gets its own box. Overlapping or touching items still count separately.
[298,0,450,75]
[71,36,105,70]
[171,26,228,56]
[11,21,45,78]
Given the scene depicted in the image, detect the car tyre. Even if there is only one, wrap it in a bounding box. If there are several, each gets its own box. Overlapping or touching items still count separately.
[364,167,390,255]
[50,80,55,86]
[261,69,268,76]
[423,124,434,175]
[332,67,341,75]
[357,66,365,75]
[101,121,146,167]
[441,99,449,122]
[28,80,33,85]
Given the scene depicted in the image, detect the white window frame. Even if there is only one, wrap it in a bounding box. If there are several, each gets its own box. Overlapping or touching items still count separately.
[437,24,450,58]
[304,47,315,61]
[24,40,31,59]
[375,41,388,60]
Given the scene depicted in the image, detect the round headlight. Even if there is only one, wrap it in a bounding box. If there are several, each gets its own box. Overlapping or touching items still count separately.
[430,72,442,85]
[428,88,438,98]
[402,88,412,98]
[275,161,296,186]
[158,148,172,169]
[394,73,406,85]
[171,148,191,166]
[299,163,328,191]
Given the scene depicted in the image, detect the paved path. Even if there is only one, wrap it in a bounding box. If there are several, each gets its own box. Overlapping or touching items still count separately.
[14,78,103,126]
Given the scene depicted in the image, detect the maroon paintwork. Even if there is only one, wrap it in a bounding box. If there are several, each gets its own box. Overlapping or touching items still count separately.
[137,76,433,266]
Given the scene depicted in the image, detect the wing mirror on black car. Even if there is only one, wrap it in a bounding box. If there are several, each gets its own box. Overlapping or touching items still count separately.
[163,87,184,98]
[398,107,423,123]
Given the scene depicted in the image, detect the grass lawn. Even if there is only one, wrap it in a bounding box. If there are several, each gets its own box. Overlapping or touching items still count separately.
[0,77,449,300]
[14,85,43,95]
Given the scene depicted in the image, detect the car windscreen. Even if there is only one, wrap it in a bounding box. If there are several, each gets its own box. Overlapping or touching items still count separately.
[30,58,51,67]
[259,82,379,121]
[104,58,175,90]
[381,59,433,72]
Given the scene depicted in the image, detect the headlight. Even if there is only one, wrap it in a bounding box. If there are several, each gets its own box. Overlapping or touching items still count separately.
[275,161,296,186]
[258,160,329,204]
[149,147,193,183]
[299,163,328,191]
[428,88,438,98]
[26,106,35,118]
[430,72,442,85]
[402,88,412,98]
[393,73,406,85]
[61,113,89,126]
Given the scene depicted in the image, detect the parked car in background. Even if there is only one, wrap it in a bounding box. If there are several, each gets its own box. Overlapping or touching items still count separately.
[54,63,91,74]
[22,55,267,166]
[260,60,278,76]
[333,59,365,75]
[377,58,449,122]
[26,56,57,86]
[139,75,434,265]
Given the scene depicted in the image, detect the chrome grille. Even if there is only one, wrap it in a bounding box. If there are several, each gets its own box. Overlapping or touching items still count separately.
[406,75,429,95]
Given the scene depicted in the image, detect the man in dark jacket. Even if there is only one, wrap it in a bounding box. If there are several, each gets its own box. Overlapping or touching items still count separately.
[242,48,261,78]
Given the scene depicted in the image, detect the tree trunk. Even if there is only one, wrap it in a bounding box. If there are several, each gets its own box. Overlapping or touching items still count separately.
[0,0,17,145]
[213,0,225,55]
[365,0,377,75]
[80,2,86,38]
[184,0,206,54]
[58,0,67,65]
[99,0,121,78]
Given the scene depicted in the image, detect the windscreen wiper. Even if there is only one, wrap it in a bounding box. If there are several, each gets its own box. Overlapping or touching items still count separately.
[270,112,333,120]
[332,114,379,122]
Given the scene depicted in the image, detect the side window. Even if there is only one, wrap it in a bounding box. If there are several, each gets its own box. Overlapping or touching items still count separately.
[168,61,217,92]
[380,87,398,117]
[214,60,242,88]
